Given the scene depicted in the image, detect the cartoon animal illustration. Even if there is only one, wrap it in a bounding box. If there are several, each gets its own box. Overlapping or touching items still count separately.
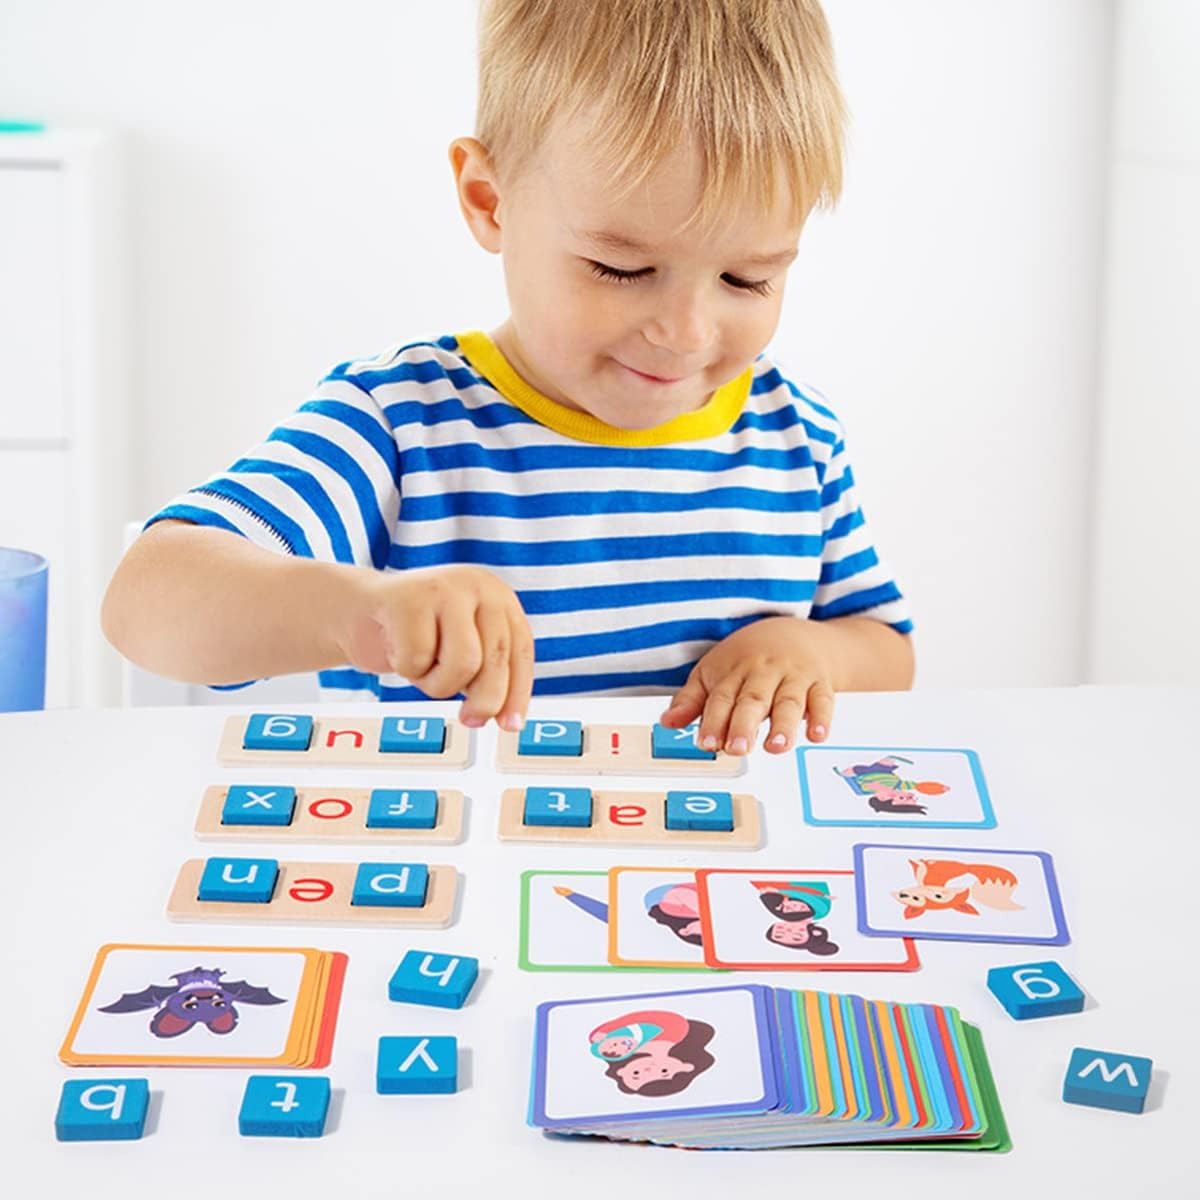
[834,755,950,815]
[96,967,288,1037]
[752,880,840,956]
[644,881,704,946]
[892,859,1023,920]
[588,1008,715,1097]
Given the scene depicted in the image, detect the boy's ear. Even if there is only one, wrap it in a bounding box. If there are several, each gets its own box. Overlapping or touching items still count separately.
[449,137,503,254]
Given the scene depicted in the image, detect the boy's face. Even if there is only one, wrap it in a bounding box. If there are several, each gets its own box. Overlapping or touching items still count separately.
[452,118,804,431]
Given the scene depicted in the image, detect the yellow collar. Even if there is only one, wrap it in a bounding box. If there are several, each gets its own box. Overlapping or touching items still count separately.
[454,330,751,447]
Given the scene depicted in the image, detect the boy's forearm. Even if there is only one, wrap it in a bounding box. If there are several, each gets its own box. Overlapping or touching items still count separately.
[101,521,360,685]
[817,615,915,692]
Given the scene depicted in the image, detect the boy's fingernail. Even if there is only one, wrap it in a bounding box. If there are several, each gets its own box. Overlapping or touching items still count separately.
[811,724,826,739]
[500,711,524,731]
[729,736,748,754]
[769,733,787,748]
[701,735,718,750]
[461,716,485,729]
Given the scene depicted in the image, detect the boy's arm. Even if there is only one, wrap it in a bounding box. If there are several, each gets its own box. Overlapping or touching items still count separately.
[658,614,914,755]
[101,519,362,684]
[805,614,914,692]
[101,520,534,728]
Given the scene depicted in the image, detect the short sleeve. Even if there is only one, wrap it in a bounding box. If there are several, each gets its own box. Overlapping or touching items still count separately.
[810,430,913,634]
[145,372,401,570]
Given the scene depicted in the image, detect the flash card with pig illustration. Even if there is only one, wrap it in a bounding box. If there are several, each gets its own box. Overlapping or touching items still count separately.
[853,844,1070,946]
[798,746,996,829]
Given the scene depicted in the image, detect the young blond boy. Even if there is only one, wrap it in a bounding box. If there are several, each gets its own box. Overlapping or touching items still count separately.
[103,0,914,754]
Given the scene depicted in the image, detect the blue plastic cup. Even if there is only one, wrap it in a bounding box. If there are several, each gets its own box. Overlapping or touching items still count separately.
[0,548,49,712]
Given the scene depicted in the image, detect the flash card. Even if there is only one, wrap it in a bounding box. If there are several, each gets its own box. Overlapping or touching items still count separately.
[608,867,716,970]
[60,944,321,1067]
[853,844,1070,945]
[798,746,996,829]
[696,869,919,971]
[532,984,779,1131]
[520,870,620,972]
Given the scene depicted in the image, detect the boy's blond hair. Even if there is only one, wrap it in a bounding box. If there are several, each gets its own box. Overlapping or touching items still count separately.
[475,0,846,232]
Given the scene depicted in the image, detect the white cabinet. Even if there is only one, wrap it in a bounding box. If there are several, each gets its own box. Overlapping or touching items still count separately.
[0,132,129,707]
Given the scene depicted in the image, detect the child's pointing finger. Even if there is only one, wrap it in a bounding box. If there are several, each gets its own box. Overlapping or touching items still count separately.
[804,680,835,742]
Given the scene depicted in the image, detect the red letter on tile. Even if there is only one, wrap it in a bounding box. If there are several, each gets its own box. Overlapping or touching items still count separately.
[308,796,353,821]
[325,727,365,749]
[608,804,647,826]
[290,877,335,902]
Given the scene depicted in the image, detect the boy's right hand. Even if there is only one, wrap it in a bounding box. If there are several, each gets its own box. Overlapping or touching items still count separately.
[338,565,534,731]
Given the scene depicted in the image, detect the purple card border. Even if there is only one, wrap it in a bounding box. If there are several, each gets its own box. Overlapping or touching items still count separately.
[852,843,1071,946]
[531,983,779,1130]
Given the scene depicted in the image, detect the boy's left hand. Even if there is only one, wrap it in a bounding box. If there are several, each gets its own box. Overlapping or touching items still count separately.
[658,616,835,755]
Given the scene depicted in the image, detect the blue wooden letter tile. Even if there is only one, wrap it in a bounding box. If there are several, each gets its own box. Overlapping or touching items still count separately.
[389,949,479,1009]
[243,713,313,751]
[238,1075,331,1137]
[1062,1047,1153,1113]
[377,1036,458,1094]
[518,720,583,757]
[55,1079,150,1142]
[379,716,446,755]
[523,786,593,827]
[198,856,279,903]
[651,721,716,760]
[665,790,734,832]
[351,861,429,907]
[987,961,1085,1020]
[221,785,297,827]
[367,788,439,829]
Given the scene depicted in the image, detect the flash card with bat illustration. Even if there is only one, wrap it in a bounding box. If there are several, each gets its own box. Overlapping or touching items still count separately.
[59,944,344,1067]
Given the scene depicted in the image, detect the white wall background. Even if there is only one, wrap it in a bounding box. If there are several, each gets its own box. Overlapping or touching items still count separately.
[1,0,1193,693]
[1088,1,1200,685]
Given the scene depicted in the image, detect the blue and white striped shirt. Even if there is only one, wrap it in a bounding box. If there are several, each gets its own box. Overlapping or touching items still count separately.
[149,331,911,699]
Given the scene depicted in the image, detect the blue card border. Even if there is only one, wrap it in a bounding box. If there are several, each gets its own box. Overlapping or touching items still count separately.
[797,745,997,829]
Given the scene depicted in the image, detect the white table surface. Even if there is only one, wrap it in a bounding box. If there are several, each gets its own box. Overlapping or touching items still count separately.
[2,687,1196,1196]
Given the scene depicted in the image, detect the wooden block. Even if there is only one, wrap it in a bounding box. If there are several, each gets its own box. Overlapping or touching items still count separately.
[221,784,296,826]
[239,1076,331,1138]
[987,961,1085,1019]
[495,723,744,777]
[197,856,278,903]
[388,950,479,1009]
[1062,1048,1152,1113]
[378,716,446,754]
[664,790,734,831]
[367,788,438,829]
[497,787,761,848]
[518,720,583,757]
[195,785,465,844]
[167,859,459,927]
[523,786,593,827]
[244,713,313,751]
[55,1079,150,1142]
[377,1036,458,1094]
[651,720,716,760]
[218,714,472,769]
[351,862,428,907]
